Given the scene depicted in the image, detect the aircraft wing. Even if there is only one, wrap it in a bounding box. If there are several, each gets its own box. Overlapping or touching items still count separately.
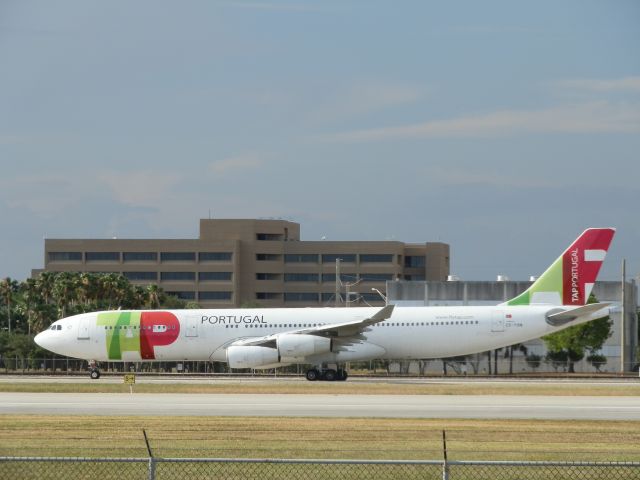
[230,304,395,347]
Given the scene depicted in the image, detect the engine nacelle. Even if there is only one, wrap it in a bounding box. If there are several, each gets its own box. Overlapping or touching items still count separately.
[277,334,332,360]
[226,345,279,369]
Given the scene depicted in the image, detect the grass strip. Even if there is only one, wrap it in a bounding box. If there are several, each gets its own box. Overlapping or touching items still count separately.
[1,381,639,396]
[1,416,639,462]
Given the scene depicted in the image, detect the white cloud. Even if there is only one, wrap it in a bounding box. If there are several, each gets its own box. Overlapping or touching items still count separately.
[323,101,640,142]
[556,76,640,93]
[98,171,181,207]
[309,83,427,123]
[0,173,97,216]
[422,166,561,189]
[209,154,264,175]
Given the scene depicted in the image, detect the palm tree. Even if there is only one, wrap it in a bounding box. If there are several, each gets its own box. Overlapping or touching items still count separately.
[18,278,39,336]
[146,284,164,309]
[113,274,132,308]
[0,277,19,334]
[99,273,123,309]
[36,271,56,305]
[52,272,77,318]
[132,286,149,309]
[32,303,56,334]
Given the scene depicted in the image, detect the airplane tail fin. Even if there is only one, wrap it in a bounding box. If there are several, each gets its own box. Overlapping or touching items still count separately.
[503,228,615,306]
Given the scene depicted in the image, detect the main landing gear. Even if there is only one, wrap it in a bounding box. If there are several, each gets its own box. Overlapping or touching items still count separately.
[88,360,101,380]
[305,365,348,381]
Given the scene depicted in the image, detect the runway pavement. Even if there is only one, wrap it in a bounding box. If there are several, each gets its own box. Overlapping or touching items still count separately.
[1,374,639,386]
[1,392,639,420]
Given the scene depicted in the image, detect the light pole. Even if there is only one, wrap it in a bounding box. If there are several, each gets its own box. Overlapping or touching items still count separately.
[371,288,387,305]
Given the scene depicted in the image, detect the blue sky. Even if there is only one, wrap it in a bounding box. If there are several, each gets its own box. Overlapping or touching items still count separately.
[1,0,639,283]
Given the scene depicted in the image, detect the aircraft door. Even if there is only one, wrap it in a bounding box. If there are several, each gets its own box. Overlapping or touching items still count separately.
[185,316,199,337]
[77,317,91,340]
[491,311,505,332]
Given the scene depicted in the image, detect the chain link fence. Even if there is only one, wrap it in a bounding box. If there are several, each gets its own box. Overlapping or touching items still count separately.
[4,356,640,376]
[1,457,640,479]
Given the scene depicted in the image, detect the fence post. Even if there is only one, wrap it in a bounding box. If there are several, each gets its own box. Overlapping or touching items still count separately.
[143,429,156,480]
[148,458,156,480]
[442,429,449,480]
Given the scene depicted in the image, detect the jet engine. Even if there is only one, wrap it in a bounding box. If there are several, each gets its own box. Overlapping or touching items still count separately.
[226,334,332,369]
[277,334,332,361]
[226,345,279,369]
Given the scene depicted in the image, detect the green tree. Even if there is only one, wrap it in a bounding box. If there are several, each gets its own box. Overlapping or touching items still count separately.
[52,272,78,318]
[0,277,19,334]
[525,353,542,372]
[35,271,56,306]
[131,286,149,309]
[543,295,612,373]
[586,353,607,372]
[162,295,186,309]
[146,284,165,309]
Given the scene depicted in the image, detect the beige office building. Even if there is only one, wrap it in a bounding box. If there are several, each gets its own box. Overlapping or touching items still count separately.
[35,219,450,308]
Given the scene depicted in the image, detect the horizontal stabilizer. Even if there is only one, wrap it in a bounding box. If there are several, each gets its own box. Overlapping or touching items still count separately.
[546,302,610,326]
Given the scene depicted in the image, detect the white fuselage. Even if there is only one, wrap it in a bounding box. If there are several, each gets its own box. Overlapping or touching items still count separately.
[34,305,601,366]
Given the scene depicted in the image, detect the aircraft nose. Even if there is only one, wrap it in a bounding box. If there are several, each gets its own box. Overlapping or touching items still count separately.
[34,331,48,349]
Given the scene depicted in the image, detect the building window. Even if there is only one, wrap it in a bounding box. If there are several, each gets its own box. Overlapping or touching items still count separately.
[166,291,195,300]
[284,273,319,282]
[199,252,232,262]
[284,292,319,302]
[322,273,358,283]
[404,256,426,268]
[199,291,232,301]
[256,254,281,261]
[284,254,318,263]
[198,272,232,281]
[256,273,280,280]
[256,292,281,300]
[123,252,157,262]
[405,274,425,281]
[123,272,158,281]
[161,252,196,262]
[160,272,195,281]
[256,233,283,241]
[360,292,384,302]
[86,252,120,262]
[322,254,356,263]
[360,254,393,263]
[48,252,82,262]
[321,293,338,302]
[360,273,393,282]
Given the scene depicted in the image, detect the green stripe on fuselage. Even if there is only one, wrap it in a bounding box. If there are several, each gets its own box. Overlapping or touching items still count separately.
[97,311,142,360]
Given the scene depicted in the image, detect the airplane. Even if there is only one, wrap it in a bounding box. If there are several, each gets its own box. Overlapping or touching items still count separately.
[35,228,615,381]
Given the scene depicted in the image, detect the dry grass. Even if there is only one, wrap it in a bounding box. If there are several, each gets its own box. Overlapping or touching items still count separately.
[1,415,639,462]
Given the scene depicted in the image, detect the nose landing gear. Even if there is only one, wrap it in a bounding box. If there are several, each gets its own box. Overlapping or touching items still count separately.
[88,360,101,380]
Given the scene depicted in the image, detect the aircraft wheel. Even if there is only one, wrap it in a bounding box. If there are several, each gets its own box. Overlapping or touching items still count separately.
[305,369,320,381]
[90,369,101,380]
[337,369,348,381]
[323,369,337,381]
